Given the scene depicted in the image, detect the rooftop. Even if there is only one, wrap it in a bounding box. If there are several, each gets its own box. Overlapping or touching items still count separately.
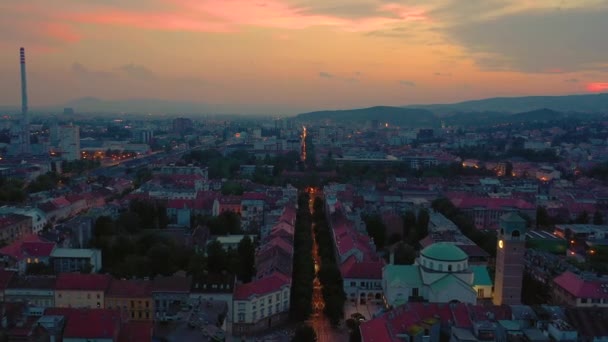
[55,273,112,291]
[107,279,152,298]
[421,242,468,262]
[44,308,121,339]
[50,248,97,258]
[233,272,290,300]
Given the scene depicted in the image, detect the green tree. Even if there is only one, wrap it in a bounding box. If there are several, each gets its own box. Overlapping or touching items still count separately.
[26,262,54,275]
[93,216,115,237]
[593,211,604,225]
[575,211,590,224]
[292,324,317,342]
[536,206,551,228]
[237,236,255,283]
[206,240,228,274]
[221,181,244,195]
[393,242,416,265]
[402,211,417,244]
[363,214,387,250]
[416,209,430,241]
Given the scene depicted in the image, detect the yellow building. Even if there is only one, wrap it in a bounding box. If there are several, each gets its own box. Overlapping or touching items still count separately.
[105,279,154,320]
[55,273,111,309]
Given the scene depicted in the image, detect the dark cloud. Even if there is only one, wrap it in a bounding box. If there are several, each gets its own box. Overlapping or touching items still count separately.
[117,64,155,80]
[319,71,333,78]
[366,26,412,38]
[399,80,416,87]
[71,62,113,78]
[446,6,608,73]
[318,71,360,83]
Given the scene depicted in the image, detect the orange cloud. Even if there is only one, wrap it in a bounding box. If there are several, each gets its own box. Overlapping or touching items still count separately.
[159,0,426,31]
[65,10,233,33]
[586,82,608,92]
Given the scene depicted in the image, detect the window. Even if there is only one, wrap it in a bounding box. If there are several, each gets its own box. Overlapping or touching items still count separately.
[276,303,280,312]
[360,281,365,287]
[581,298,588,304]
[283,301,288,310]
[87,293,91,299]
[276,293,280,301]
[238,313,245,322]
[238,303,246,311]
[269,297,272,304]
[448,265,452,272]
[261,308,265,317]
[592,298,601,304]
[478,289,485,298]
[438,264,443,271]
[350,282,356,287]
[253,311,257,320]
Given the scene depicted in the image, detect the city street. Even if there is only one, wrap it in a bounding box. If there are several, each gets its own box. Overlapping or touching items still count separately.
[308,189,348,342]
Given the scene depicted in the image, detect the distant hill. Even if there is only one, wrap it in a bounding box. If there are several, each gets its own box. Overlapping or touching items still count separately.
[407,93,608,114]
[296,106,439,127]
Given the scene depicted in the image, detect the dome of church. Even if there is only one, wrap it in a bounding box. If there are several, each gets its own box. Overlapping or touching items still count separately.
[421,242,467,262]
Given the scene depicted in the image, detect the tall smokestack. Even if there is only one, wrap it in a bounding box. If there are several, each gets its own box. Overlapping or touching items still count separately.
[20,47,28,117]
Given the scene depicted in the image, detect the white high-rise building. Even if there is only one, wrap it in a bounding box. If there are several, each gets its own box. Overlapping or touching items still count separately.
[58,125,80,161]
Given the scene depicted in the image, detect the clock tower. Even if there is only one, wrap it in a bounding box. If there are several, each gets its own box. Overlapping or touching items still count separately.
[493,212,527,305]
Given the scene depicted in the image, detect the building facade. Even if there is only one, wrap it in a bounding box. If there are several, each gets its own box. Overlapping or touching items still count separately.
[493,213,527,306]
[105,279,154,320]
[50,248,102,273]
[0,214,32,245]
[232,272,291,335]
[54,273,111,309]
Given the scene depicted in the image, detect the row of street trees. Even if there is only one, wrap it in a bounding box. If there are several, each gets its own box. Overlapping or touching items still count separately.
[313,197,346,326]
[289,192,315,322]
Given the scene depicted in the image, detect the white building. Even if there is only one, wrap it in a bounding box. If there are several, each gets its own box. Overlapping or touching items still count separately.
[57,125,80,161]
[232,272,291,335]
[0,206,47,233]
[50,248,102,273]
[382,243,492,307]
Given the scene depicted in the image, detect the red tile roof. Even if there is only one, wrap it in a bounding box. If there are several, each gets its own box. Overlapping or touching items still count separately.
[20,241,56,257]
[55,273,112,291]
[107,279,152,298]
[340,255,383,280]
[360,317,392,342]
[242,192,266,201]
[0,235,55,261]
[45,308,122,339]
[554,271,608,299]
[234,272,290,300]
[119,321,153,342]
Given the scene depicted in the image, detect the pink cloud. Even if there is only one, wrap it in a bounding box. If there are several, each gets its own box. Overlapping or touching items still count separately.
[163,0,427,32]
[586,82,608,92]
[64,10,233,33]
[41,22,82,43]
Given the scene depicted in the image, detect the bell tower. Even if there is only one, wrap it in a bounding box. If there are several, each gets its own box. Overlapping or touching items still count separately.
[493,212,527,305]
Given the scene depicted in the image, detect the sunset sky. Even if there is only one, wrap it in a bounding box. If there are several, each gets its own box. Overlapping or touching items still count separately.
[1,0,607,114]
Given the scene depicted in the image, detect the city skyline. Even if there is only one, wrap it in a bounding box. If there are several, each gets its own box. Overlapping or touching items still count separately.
[1,0,608,114]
